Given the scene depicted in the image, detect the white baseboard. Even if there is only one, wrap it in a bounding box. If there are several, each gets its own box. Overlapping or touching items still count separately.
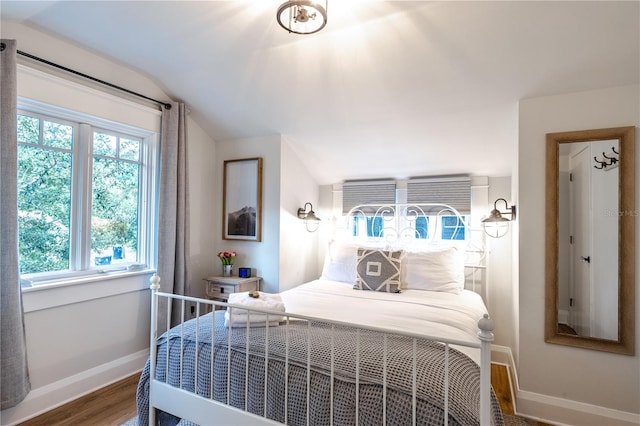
[491,345,640,426]
[0,349,148,426]
[491,344,514,366]
[517,389,640,426]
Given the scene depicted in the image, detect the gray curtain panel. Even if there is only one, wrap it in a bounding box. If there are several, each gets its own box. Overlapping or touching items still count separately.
[156,102,190,333]
[1,39,31,410]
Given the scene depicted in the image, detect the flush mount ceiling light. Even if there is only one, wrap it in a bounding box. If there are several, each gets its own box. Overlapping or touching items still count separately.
[277,0,328,35]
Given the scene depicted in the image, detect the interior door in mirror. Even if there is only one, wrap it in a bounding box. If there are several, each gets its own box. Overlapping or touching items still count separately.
[545,126,635,356]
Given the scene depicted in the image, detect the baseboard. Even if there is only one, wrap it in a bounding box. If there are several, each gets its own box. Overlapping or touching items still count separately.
[516,390,640,426]
[491,345,640,426]
[491,344,520,414]
[0,349,148,426]
[490,344,514,365]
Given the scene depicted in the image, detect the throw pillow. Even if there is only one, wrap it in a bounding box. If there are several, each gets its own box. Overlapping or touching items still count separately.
[354,248,402,292]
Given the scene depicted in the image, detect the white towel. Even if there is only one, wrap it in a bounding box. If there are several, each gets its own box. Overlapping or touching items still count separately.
[224,291,286,327]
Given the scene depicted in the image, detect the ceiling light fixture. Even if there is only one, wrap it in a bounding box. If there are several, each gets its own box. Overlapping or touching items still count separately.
[277,0,328,35]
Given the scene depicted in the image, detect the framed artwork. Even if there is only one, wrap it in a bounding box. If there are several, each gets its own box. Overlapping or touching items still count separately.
[223,157,263,241]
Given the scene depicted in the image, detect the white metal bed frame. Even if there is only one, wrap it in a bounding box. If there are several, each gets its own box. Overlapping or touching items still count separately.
[146,203,496,425]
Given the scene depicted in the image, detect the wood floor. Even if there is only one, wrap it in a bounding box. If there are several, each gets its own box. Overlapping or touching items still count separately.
[18,364,547,425]
[17,374,140,426]
[491,363,516,416]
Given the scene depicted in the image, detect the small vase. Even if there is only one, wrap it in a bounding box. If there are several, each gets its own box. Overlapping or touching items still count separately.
[222,264,233,277]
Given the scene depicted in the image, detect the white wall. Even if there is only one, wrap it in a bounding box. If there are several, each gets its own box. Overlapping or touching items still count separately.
[487,176,515,350]
[186,119,217,300]
[518,85,639,425]
[214,134,319,293]
[1,22,216,424]
[215,135,282,293]
[279,138,320,290]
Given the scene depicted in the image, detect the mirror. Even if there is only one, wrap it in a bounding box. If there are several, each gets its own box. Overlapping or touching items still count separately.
[545,126,635,355]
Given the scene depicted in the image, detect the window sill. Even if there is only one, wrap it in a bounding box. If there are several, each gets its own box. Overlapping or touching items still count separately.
[22,269,156,313]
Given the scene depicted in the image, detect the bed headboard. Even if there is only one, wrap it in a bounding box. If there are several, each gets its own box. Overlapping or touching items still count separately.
[341,203,487,297]
[346,203,464,242]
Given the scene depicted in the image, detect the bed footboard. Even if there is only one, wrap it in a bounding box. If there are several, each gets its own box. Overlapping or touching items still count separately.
[143,275,501,426]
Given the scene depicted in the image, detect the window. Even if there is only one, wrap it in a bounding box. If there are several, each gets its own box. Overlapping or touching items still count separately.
[441,215,466,240]
[406,176,470,241]
[342,176,473,242]
[352,216,384,238]
[17,113,74,275]
[17,107,157,286]
[409,215,465,240]
[415,216,429,239]
[91,130,141,266]
[350,213,467,241]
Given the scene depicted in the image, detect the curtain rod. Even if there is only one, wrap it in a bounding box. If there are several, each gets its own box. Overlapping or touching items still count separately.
[13,47,172,110]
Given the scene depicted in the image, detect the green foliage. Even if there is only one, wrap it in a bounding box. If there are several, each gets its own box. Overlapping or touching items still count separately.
[18,135,72,274]
[17,114,140,274]
[91,156,139,253]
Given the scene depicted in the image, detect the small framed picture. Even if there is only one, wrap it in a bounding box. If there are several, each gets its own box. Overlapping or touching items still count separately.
[223,157,263,241]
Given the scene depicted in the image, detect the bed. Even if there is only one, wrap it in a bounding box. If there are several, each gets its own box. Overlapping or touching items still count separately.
[137,204,503,425]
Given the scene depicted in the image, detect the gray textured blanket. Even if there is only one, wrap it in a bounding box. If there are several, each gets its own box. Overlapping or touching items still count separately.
[136,311,503,425]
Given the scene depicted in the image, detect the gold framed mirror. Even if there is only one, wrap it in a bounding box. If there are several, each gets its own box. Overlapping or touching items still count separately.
[545,126,635,355]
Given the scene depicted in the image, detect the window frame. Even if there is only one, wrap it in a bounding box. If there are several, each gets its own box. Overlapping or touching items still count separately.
[17,98,159,288]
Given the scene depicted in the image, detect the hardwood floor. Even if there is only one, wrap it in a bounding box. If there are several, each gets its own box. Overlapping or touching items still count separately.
[18,364,548,425]
[491,364,555,426]
[17,374,140,426]
[491,363,516,415]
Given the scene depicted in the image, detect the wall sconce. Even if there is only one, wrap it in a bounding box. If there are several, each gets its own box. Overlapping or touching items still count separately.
[297,202,321,232]
[482,198,516,238]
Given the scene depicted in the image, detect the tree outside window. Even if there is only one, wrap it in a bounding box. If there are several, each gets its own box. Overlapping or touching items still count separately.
[17,112,145,280]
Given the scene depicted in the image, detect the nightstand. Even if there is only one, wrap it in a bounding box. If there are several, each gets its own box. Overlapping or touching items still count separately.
[202,276,262,309]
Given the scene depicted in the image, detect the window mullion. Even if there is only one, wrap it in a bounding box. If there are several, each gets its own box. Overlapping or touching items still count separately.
[72,123,93,270]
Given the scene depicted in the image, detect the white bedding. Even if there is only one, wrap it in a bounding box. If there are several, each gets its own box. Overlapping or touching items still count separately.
[279,279,488,363]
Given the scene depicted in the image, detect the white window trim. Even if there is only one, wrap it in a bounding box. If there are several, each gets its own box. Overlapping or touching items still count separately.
[17,99,160,289]
[22,270,155,313]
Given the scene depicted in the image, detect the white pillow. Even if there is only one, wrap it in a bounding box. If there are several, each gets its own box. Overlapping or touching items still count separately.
[400,246,465,293]
[320,240,386,284]
[320,241,359,284]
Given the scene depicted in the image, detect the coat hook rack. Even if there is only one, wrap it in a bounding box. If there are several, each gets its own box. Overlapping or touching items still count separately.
[593,146,620,171]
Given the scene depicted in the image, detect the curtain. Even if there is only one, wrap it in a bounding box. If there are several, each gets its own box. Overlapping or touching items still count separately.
[1,39,31,410]
[156,102,190,333]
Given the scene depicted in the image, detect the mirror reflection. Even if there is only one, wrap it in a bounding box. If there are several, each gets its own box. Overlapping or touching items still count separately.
[545,126,635,355]
[557,139,619,340]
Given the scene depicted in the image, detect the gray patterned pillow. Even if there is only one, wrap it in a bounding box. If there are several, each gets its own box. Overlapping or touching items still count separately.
[354,248,402,292]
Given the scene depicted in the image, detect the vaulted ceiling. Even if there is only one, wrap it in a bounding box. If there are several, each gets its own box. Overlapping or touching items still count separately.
[2,1,638,184]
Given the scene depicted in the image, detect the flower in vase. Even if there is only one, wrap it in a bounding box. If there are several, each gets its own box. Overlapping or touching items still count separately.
[217,251,236,265]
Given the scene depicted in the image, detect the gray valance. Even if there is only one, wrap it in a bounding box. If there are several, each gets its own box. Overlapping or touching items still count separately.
[342,180,396,214]
[407,176,471,214]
